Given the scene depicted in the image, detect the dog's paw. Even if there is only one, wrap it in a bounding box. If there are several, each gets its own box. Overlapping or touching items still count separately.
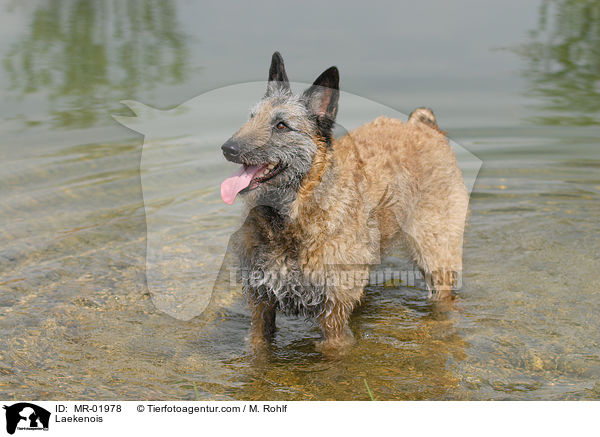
[315,333,356,358]
[245,336,273,363]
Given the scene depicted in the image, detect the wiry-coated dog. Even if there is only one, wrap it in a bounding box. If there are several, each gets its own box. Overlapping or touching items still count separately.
[220,52,468,354]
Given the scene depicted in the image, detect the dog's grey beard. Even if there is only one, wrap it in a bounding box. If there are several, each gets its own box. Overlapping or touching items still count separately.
[244,175,300,215]
[242,152,313,217]
[249,189,294,216]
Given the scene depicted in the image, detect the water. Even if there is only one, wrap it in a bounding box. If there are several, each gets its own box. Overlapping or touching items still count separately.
[1,0,599,400]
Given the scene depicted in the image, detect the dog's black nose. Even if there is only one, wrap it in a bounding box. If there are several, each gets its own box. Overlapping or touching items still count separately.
[221,138,242,161]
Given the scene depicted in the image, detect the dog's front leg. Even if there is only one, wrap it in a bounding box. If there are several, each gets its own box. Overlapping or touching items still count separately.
[316,296,357,356]
[248,296,277,349]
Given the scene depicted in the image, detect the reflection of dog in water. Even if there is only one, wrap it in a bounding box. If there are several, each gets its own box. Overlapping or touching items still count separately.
[3,403,51,435]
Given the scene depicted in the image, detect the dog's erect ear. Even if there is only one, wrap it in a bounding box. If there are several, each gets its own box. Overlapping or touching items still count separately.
[266,52,290,95]
[302,66,339,123]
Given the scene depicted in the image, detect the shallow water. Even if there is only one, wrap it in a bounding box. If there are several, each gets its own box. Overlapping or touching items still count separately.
[1,0,599,400]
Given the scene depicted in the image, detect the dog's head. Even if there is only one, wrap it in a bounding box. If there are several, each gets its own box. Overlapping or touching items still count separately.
[220,52,339,208]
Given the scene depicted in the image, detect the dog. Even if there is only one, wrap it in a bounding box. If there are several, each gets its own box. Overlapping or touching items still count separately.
[219,52,468,354]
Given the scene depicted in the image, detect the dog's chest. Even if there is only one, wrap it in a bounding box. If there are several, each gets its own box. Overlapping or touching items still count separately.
[240,238,327,317]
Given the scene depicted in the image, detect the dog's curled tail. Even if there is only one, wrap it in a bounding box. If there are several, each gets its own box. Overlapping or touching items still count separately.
[408,107,446,135]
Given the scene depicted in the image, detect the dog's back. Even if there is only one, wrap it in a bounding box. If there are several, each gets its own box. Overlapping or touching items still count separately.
[332,116,468,261]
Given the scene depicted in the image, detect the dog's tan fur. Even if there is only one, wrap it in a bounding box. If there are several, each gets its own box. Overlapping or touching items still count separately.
[237,110,468,353]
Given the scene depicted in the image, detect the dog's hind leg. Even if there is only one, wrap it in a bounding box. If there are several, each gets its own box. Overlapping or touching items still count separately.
[401,189,468,300]
[403,229,463,300]
[249,296,277,348]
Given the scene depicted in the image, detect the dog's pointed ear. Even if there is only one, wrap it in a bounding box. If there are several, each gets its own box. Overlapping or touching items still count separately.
[266,52,290,95]
[302,66,339,123]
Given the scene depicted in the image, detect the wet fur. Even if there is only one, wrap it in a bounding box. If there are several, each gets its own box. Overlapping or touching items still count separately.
[223,53,469,354]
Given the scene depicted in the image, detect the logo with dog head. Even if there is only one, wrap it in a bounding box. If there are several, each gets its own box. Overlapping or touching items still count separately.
[3,403,50,435]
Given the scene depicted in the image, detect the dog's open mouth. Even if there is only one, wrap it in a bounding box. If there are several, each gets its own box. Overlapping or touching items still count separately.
[221,162,284,204]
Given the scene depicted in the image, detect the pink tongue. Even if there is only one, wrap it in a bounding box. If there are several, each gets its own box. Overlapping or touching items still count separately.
[221,165,263,204]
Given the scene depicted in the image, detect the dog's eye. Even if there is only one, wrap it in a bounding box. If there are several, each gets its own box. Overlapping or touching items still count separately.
[275,121,288,130]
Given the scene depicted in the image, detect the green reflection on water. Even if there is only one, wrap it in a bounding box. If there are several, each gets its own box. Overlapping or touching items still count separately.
[517,0,600,125]
[3,0,190,129]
